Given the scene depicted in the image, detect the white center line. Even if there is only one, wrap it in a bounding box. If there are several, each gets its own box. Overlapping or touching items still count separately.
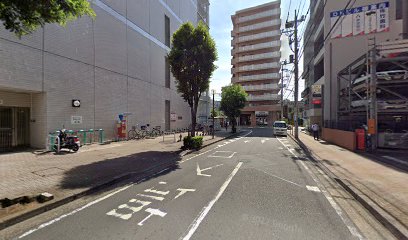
[180,162,243,240]
[382,156,408,166]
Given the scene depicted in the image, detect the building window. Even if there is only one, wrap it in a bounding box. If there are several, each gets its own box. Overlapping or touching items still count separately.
[165,57,170,88]
[396,0,402,20]
[165,15,170,47]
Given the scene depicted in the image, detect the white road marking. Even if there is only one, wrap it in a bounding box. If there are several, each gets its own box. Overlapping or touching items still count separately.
[18,132,255,238]
[180,162,243,240]
[106,199,151,220]
[144,188,169,196]
[174,188,196,199]
[208,151,237,159]
[259,170,303,188]
[137,208,167,226]
[137,194,165,201]
[276,138,364,240]
[306,186,321,192]
[196,163,224,177]
[159,181,167,185]
[244,140,251,143]
[261,140,266,144]
[382,156,408,166]
[179,131,252,163]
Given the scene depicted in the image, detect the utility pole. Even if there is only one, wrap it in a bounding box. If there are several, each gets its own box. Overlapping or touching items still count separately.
[369,42,378,151]
[280,60,291,120]
[284,10,305,139]
[212,89,215,139]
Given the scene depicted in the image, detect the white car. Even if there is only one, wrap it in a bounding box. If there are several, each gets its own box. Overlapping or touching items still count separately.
[273,121,288,137]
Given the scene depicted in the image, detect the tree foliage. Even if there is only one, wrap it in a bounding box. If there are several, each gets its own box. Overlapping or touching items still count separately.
[220,84,247,133]
[0,0,95,36]
[168,21,217,137]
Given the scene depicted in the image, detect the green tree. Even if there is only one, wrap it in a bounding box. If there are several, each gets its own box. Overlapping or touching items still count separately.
[220,84,247,133]
[210,108,221,118]
[0,0,95,37]
[168,21,217,137]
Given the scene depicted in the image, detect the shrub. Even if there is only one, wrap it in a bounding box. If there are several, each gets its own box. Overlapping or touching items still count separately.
[183,136,203,150]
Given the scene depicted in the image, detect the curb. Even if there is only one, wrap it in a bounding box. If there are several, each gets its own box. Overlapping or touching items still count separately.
[0,131,238,231]
[288,133,408,240]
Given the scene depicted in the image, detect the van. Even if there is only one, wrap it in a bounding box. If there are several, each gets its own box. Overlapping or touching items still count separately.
[273,121,287,137]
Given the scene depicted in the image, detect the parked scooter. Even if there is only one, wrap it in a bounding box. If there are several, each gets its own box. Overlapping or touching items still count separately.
[53,129,81,152]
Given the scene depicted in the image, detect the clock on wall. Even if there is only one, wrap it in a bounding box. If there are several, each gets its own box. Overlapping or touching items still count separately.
[72,99,81,107]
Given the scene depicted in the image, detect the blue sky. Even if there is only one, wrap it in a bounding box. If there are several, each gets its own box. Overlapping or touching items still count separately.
[209,0,308,99]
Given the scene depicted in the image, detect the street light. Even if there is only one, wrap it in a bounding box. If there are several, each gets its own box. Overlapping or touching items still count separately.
[212,89,215,139]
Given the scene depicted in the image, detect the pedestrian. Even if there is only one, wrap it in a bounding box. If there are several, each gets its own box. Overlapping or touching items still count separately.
[312,123,319,140]
[225,121,228,131]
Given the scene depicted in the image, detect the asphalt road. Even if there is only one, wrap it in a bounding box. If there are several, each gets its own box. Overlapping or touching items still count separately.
[7,128,362,240]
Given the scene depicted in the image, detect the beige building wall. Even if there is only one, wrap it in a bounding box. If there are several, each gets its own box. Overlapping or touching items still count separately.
[231,1,282,126]
[0,0,205,149]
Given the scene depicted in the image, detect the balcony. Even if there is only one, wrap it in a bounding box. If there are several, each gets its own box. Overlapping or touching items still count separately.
[238,62,279,72]
[238,19,281,33]
[237,73,280,82]
[238,41,280,53]
[238,52,280,63]
[247,94,280,101]
[237,9,280,23]
[242,83,279,91]
[238,30,280,43]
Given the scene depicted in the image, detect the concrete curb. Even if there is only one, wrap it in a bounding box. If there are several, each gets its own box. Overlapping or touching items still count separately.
[288,133,408,240]
[0,131,238,231]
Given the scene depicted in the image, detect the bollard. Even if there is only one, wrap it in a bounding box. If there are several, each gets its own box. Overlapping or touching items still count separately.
[88,129,94,144]
[99,129,104,143]
[79,130,86,145]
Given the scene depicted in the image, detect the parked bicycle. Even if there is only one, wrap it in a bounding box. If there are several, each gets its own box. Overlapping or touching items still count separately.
[128,125,146,140]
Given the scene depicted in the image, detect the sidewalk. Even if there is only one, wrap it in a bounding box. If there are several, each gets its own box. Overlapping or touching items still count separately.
[291,130,408,238]
[0,130,235,228]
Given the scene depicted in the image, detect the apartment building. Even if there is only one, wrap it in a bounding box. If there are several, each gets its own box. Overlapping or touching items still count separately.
[302,0,405,128]
[231,1,282,127]
[0,0,209,151]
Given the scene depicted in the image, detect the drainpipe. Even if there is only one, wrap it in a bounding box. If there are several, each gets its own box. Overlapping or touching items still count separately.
[403,0,408,39]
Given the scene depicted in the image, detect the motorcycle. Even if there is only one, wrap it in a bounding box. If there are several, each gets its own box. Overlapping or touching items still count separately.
[53,129,81,152]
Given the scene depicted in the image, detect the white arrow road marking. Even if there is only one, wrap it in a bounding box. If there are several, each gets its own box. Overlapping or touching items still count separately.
[174,188,196,199]
[196,163,224,177]
[137,208,167,226]
[181,162,243,240]
[244,140,251,143]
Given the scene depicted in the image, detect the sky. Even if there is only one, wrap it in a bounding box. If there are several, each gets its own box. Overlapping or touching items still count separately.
[209,0,309,100]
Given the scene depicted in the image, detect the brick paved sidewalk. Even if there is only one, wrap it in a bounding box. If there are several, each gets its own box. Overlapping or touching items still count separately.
[294,131,408,237]
[0,130,235,224]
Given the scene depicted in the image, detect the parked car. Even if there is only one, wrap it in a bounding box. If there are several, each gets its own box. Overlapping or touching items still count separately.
[378,100,408,110]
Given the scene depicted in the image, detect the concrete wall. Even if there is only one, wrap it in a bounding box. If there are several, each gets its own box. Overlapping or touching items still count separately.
[0,0,199,147]
[324,0,403,121]
[322,128,356,151]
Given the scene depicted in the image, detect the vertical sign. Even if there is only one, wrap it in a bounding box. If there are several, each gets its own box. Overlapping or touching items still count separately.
[365,4,377,34]
[353,7,365,36]
[342,8,354,37]
[330,11,342,39]
[377,2,390,32]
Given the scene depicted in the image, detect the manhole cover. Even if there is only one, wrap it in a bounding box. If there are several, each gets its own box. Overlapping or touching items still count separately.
[32,167,65,177]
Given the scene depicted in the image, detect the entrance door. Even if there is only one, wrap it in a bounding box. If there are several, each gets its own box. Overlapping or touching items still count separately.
[0,108,12,152]
[15,108,30,147]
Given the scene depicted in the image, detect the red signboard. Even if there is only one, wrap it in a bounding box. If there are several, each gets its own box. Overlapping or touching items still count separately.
[312,99,321,105]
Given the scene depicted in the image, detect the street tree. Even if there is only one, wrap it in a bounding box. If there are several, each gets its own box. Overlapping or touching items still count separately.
[0,0,95,36]
[220,84,247,133]
[168,21,217,137]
